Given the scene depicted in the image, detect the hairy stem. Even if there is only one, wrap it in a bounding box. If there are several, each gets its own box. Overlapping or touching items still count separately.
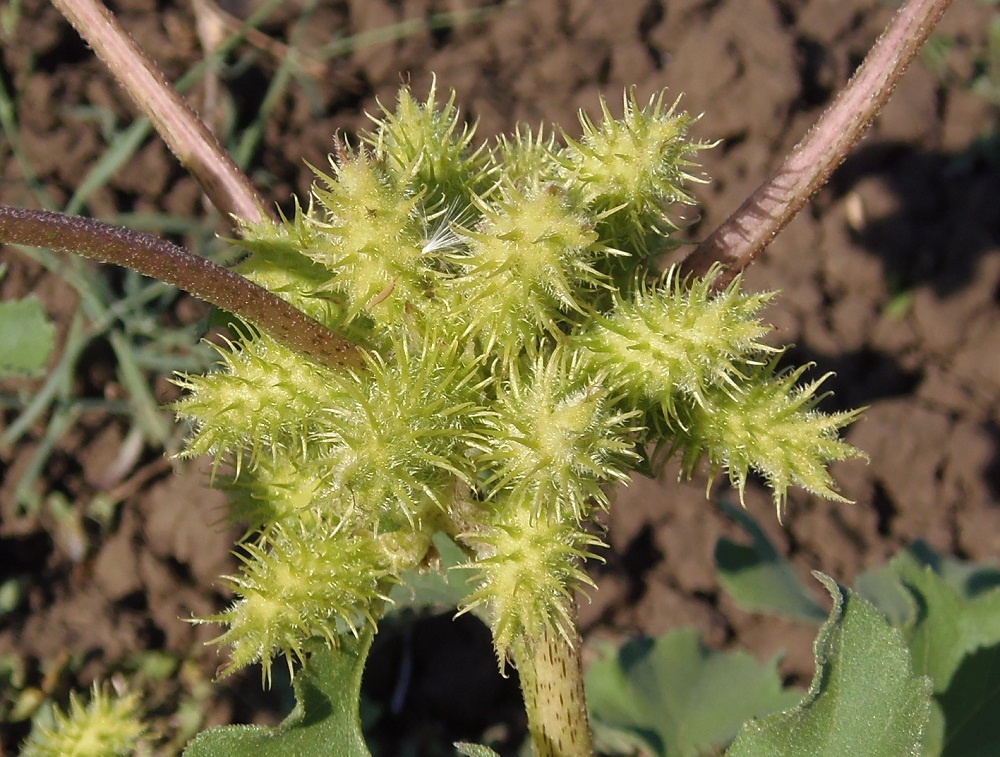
[680,0,954,287]
[0,206,362,370]
[50,0,274,228]
[514,597,592,757]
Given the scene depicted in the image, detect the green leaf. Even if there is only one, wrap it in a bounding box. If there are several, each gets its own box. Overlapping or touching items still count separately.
[825,544,1000,756]
[854,563,918,629]
[923,701,947,757]
[387,532,477,612]
[183,632,373,757]
[591,719,659,756]
[586,628,801,757]
[936,643,1000,756]
[725,573,932,757]
[0,296,56,377]
[903,540,1000,599]
[882,545,1000,756]
[454,743,502,757]
[894,552,1000,694]
[715,502,828,623]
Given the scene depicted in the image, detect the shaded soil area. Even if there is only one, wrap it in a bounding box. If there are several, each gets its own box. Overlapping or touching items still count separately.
[1,0,999,754]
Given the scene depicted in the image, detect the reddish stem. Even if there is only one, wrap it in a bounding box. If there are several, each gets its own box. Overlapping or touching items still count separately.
[50,0,274,228]
[0,206,362,370]
[680,0,954,287]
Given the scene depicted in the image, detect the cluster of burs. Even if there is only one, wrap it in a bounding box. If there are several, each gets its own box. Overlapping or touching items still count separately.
[172,82,861,679]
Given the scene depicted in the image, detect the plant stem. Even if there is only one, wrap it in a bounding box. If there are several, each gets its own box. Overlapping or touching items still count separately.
[49,0,274,228]
[514,596,593,757]
[680,0,954,287]
[0,206,362,370]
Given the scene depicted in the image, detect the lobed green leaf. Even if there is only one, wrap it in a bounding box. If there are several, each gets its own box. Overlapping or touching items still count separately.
[586,628,801,757]
[726,574,931,757]
[183,634,373,757]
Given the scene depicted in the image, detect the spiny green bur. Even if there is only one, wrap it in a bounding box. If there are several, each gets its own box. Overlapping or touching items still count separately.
[173,83,864,682]
[20,684,146,757]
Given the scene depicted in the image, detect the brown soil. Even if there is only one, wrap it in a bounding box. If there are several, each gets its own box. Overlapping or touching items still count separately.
[1,0,999,754]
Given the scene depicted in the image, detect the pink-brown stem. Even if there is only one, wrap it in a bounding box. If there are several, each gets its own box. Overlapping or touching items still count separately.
[0,206,362,370]
[50,0,274,228]
[680,0,954,287]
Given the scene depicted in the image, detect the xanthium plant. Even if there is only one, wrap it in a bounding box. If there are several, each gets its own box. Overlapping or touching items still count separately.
[20,683,146,757]
[172,83,863,681]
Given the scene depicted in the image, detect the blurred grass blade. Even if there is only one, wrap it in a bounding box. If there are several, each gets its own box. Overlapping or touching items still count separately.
[64,120,151,216]
[109,330,171,446]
